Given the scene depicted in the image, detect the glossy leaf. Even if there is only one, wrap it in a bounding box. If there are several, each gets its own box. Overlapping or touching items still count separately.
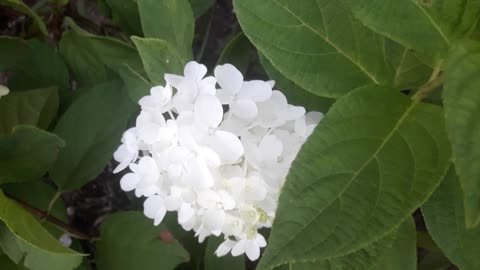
[259,53,334,112]
[0,190,83,270]
[234,0,395,98]
[105,0,142,36]
[49,81,135,191]
[205,236,245,270]
[443,41,480,228]
[0,87,58,135]
[0,126,64,184]
[132,37,184,85]
[137,0,194,59]
[95,211,189,270]
[0,37,28,71]
[423,166,480,270]
[343,0,480,56]
[257,86,451,269]
[0,0,47,35]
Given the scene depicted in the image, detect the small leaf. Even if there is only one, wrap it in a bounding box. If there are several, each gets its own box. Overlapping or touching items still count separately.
[0,0,48,35]
[0,87,59,135]
[0,126,64,184]
[0,36,29,72]
[217,32,253,75]
[137,0,194,59]
[105,0,142,36]
[0,190,83,270]
[188,0,215,17]
[343,0,480,55]
[205,236,245,270]
[443,41,480,228]
[257,86,451,269]
[8,40,69,92]
[95,211,189,270]
[259,53,334,112]
[234,0,396,98]
[119,64,153,102]
[49,81,135,191]
[422,165,480,270]
[132,37,184,85]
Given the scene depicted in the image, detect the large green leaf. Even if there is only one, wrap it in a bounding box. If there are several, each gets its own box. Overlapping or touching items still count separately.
[0,190,83,270]
[423,166,480,270]
[343,0,480,56]
[443,41,480,228]
[119,64,153,102]
[259,53,334,112]
[8,40,69,92]
[0,87,58,135]
[0,0,47,35]
[49,81,135,191]
[257,86,451,269]
[0,253,22,270]
[95,211,189,270]
[137,0,194,59]
[0,126,64,184]
[284,218,415,270]
[0,37,28,71]
[132,37,185,85]
[105,0,142,36]
[204,236,245,270]
[234,0,397,98]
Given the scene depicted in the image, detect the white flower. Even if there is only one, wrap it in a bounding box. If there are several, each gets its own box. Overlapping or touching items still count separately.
[0,85,9,100]
[114,61,323,261]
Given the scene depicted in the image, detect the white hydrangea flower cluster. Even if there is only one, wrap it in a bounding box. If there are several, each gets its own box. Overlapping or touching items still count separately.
[113,61,323,261]
[0,85,10,100]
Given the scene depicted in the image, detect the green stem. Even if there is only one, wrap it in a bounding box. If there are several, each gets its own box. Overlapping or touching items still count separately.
[44,189,62,220]
[411,62,443,102]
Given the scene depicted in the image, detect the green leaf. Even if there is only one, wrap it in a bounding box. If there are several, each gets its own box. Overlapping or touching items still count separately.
[257,85,451,269]
[284,218,415,270]
[234,0,397,98]
[443,41,480,228]
[137,0,194,59]
[343,0,480,56]
[132,37,185,85]
[0,87,58,135]
[105,0,143,36]
[259,53,334,112]
[119,64,153,102]
[0,190,83,270]
[423,165,480,270]
[0,0,48,35]
[0,126,64,184]
[217,32,253,75]
[205,236,245,270]
[188,0,215,17]
[8,40,69,92]
[95,211,189,270]
[0,253,20,270]
[49,81,135,191]
[0,37,29,72]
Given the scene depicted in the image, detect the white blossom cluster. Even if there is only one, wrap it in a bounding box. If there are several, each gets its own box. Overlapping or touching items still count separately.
[113,61,323,261]
[0,85,9,100]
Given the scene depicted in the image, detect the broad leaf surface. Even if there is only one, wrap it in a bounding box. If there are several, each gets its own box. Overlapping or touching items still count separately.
[0,37,28,71]
[0,126,64,184]
[257,86,451,269]
[234,0,396,98]
[343,0,480,56]
[137,0,194,59]
[0,87,58,134]
[105,0,142,36]
[49,81,135,191]
[95,211,189,270]
[423,166,480,270]
[443,41,480,227]
[119,64,153,102]
[0,190,83,270]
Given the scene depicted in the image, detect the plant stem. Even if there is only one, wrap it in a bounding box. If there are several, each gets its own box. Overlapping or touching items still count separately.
[5,193,95,241]
[44,189,62,219]
[196,4,216,62]
[411,62,443,102]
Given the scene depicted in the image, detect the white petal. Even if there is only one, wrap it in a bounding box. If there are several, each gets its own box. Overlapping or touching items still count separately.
[245,240,260,261]
[294,117,307,137]
[178,203,195,224]
[215,239,236,257]
[208,130,244,164]
[120,173,139,191]
[154,207,167,226]
[231,239,247,256]
[203,208,225,233]
[259,135,283,162]
[214,64,243,94]
[173,93,195,113]
[238,80,272,102]
[215,89,233,104]
[143,195,165,220]
[184,61,207,81]
[306,111,324,125]
[266,80,275,88]
[230,99,258,119]
[256,234,267,248]
[282,105,306,121]
[194,95,223,128]
[198,76,217,96]
[0,85,9,97]
[164,74,184,89]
